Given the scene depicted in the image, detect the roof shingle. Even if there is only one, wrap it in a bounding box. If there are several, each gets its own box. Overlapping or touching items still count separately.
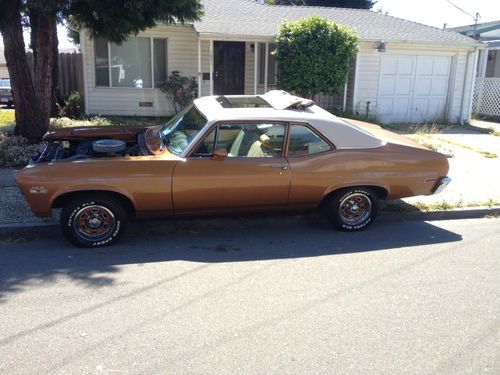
[194,0,480,46]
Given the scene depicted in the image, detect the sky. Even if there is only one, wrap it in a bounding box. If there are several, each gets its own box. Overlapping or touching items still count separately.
[1,0,499,50]
[375,0,499,29]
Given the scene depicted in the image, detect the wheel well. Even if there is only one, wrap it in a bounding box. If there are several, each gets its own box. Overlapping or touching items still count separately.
[52,190,136,219]
[321,185,388,205]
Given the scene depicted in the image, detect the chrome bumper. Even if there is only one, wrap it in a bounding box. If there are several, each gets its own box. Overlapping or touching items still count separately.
[432,177,451,195]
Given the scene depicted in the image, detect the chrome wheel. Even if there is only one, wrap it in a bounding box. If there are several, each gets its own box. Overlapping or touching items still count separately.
[338,193,372,226]
[73,205,116,241]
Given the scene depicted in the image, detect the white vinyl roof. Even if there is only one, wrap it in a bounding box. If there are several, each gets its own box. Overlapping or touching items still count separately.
[193,94,384,150]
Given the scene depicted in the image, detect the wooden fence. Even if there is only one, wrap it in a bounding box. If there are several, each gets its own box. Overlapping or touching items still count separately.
[26,52,84,109]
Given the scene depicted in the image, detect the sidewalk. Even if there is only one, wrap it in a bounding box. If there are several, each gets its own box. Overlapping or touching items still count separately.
[1,126,499,227]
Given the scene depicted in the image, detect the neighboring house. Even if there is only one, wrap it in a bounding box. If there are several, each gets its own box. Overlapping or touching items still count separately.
[79,0,481,123]
[0,48,8,79]
[450,20,500,118]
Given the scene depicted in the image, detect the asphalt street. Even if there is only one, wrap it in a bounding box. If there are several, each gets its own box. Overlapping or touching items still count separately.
[0,217,499,374]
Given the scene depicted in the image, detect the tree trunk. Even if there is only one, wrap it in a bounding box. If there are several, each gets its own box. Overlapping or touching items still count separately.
[51,20,61,117]
[0,0,44,142]
[30,9,56,134]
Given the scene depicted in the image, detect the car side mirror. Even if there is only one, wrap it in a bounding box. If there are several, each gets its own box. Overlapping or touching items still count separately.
[212,148,228,159]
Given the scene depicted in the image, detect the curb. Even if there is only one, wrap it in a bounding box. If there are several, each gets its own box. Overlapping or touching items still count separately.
[0,206,498,238]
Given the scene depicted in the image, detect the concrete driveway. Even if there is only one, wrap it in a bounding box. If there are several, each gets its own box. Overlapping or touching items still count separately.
[0,217,498,374]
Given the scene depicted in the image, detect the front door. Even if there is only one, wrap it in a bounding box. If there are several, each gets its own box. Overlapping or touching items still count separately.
[172,122,290,214]
[214,41,245,95]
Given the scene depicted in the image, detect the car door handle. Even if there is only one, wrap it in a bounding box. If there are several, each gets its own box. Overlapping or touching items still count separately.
[270,164,288,170]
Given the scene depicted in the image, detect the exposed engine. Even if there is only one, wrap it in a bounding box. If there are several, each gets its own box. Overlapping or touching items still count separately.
[34,133,150,163]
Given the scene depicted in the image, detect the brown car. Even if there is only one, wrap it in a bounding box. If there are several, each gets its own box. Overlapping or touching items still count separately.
[16,91,450,247]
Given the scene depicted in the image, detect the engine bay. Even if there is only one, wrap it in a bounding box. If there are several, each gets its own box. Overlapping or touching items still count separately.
[34,132,151,163]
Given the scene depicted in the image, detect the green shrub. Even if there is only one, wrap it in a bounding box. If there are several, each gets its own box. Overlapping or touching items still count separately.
[0,134,45,168]
[274,16,358,98]
[59,91,83,119]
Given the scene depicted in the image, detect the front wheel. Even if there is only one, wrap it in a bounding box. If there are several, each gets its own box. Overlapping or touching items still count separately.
[60,194,128,247]
[323,187,379,231]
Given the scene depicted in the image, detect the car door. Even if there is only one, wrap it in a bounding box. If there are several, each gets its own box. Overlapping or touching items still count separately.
[172,122,291,214]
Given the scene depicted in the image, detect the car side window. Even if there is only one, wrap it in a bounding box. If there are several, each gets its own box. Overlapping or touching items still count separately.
[194,123,286,158]
[192,128,216,156]
[221,123,285,158]
[288,124,332,157]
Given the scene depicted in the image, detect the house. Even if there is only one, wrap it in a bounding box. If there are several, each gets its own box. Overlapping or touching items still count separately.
[449,20,500,118]
[79,0,481,124]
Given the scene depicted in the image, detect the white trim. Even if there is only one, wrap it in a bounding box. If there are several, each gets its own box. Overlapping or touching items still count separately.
[150,38,154,89]
[460,50,475,122]
[264,42,269,93]
[107,42,112,87]
[209,40,214,95]
[342,80,348,112]
[197,36,202,98]
[466,48,480,121]
[254,41,258,95]
[80,28,89,115]
[351,53,360,112]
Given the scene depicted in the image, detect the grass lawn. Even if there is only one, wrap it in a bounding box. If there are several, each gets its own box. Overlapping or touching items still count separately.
[0,110,15,132]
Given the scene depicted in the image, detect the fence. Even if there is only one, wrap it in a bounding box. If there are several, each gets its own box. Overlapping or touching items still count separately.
[26,52,84,109]
[472,77,500,117]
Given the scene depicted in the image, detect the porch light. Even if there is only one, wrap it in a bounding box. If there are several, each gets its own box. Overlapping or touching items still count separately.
[377,41,386,53]
[250,43,255,53]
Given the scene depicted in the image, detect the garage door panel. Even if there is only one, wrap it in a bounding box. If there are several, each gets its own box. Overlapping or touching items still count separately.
[416,56,434,75]
[379,77,396,95]
[378,97,394,115]
[396,78,412,95]
[381,56,398,74]
[434,57,451,76]
[431,78,449,96]
[394,97,411,115]
[377,54,451,123]
[414,78,432,96]
[397,56,414,75]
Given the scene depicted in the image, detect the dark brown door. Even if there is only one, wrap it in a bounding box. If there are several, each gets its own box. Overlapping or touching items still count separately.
[214,41,245,95]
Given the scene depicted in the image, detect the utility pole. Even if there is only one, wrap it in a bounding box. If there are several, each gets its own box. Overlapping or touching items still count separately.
[446,0,481,38]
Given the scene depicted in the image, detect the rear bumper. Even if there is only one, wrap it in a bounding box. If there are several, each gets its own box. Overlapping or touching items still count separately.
[432,177,451,195]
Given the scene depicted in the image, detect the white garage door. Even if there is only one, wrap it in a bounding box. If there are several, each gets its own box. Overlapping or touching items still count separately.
[377,54,451,123]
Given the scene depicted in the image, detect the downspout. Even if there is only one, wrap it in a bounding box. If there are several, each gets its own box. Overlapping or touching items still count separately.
[466,47,479,122]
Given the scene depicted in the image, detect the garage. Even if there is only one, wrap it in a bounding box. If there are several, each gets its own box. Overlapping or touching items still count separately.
[377,54,452,123]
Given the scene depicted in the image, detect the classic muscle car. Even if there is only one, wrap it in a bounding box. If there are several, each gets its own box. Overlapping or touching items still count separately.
[15,90,450,247]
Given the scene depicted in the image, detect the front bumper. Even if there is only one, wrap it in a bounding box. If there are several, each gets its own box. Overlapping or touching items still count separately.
[432,177,451,195]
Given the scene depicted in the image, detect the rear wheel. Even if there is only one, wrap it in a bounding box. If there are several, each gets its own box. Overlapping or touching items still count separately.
[60,194,128,247]
[323,187,379,231]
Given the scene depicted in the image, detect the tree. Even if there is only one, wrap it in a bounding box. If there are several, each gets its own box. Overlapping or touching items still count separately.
[266,0,375,8]
[0,0,203,142]
[273,16,358,98]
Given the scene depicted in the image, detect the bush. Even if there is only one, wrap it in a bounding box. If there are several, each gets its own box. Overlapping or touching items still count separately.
[274,16,358,98]
[161,71,197,114]
[59,91,83,119]
[0,133,45,168]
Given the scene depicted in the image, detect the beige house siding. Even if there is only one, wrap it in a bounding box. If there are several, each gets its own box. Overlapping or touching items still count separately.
[82,24,201,116]
[352,42,478,123]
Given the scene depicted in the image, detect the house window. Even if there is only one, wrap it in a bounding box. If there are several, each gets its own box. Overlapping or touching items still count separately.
[94,37,168,88]
[258,43,278,85]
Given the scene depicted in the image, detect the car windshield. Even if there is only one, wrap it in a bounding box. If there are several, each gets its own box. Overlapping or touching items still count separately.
[161,105,207,155]
[0,80,10,87]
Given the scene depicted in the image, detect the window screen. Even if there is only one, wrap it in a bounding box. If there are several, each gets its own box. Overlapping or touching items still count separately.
[94,37,109,86]
[154,39,167,88]
[110,37,152,88]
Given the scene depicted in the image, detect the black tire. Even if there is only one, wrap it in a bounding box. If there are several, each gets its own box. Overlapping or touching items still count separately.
[60,194,128,248]
[323,187,379,231]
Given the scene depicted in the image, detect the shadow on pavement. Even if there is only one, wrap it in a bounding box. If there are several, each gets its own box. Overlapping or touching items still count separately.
[0,216,462,300]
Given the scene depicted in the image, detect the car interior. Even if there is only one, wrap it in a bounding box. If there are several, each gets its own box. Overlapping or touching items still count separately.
[192,123,331,158]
